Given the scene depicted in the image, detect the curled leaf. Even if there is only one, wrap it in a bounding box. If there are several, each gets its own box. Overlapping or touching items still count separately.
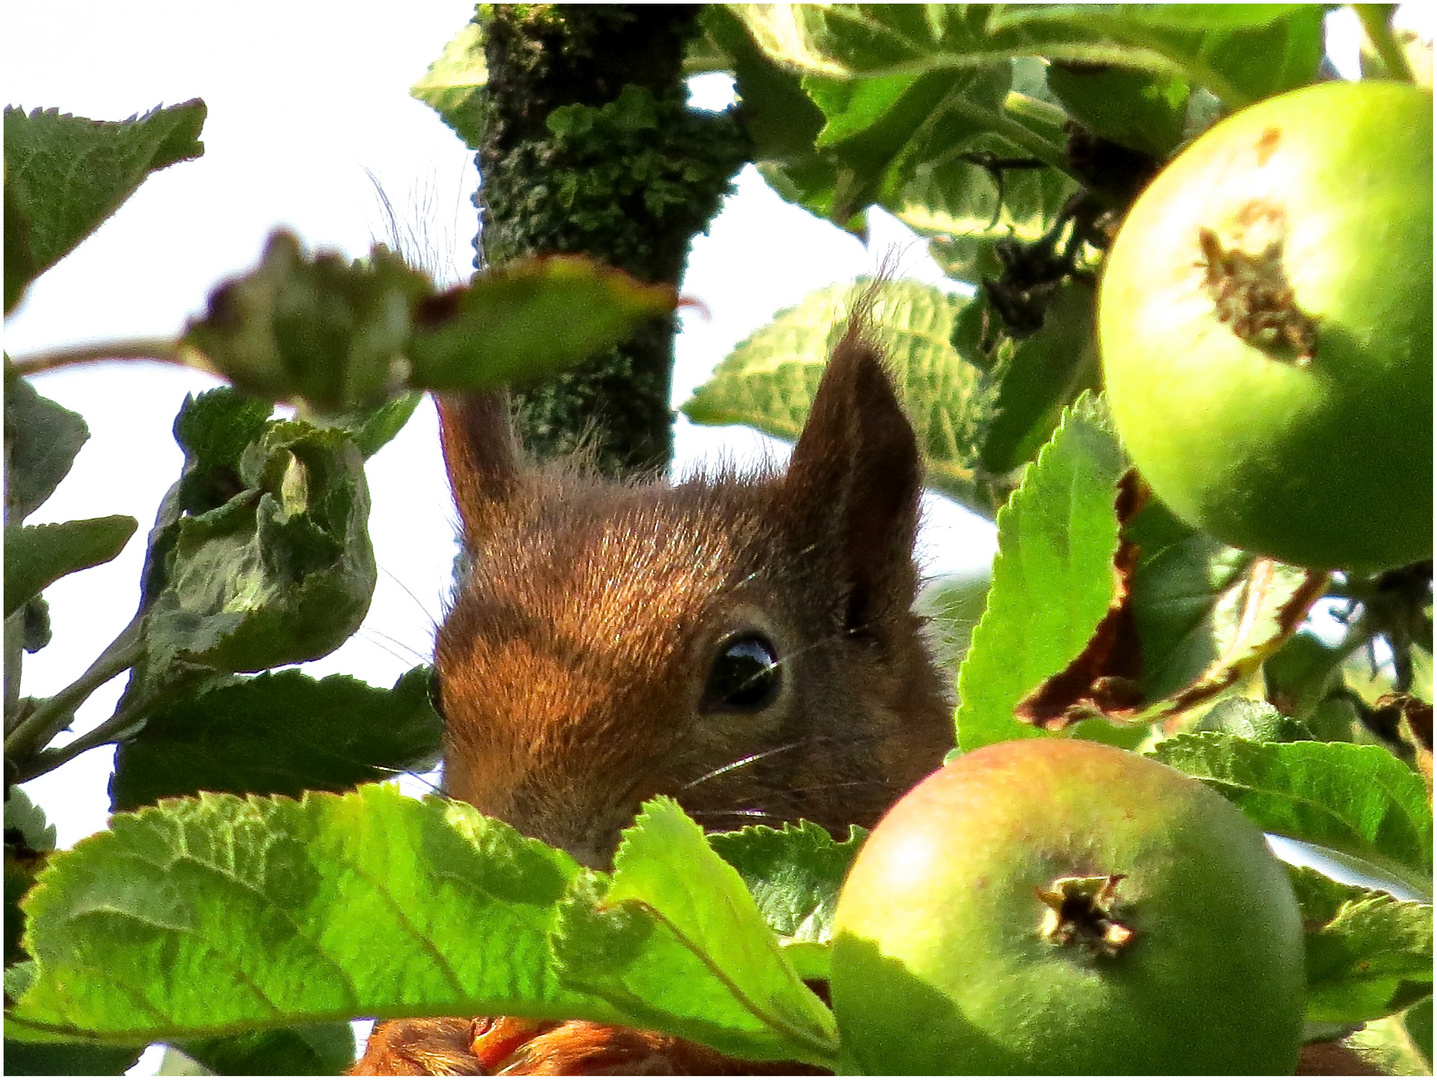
[138,389,376,678]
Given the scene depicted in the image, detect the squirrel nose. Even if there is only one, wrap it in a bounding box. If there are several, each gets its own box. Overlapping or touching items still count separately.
[556,836,616,872]
[508,781,629,871]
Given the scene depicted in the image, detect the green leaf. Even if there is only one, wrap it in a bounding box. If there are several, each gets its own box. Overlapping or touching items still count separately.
[709,819,865,931]
[954,395,1126,749]
[3,101,205,313]
[1264,631,1351,724]
[701,6,826,164]
[1403,996,1433,1071]
[731,8,1080,235]
[1194,697,1312,743]
[1347,995,1435,1078]
[138,391,376,678]
[17,596,53,654]
[8,789,837,1069]
[4,375,89,522]
[4,170,33,315]
[6,786,611,1044]
[555,798,839,1068]
[110,667,444,811]
[4,516,137,617]
[6,789,54,968]
[737,5,985,79]
[344,391,423,459]
[1,1039,143,1076]
[1124,498,1326,713]
[732,5,1324,236]
[888,93,1080,268]
[406,255,677,392]
[1038,5,1320,31]
[972,6,1326,108]
[681,278,1010,518]
[1151,734,1433,896]
[708,820,867,983]
[1045,63,1190,158]
[176,1022,357,1076]
[5,788,56,854]
[815,61,1075,244]
[756,159,867,238]
[410,18,487,150]
[1288,865,1432,1025]
[182,231,435,415]
[815,67,1010,226]
[170,387,276,498]
[969,278,1101,476]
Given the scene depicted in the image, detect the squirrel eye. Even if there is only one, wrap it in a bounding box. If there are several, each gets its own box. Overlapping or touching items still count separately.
[702,633,781,712]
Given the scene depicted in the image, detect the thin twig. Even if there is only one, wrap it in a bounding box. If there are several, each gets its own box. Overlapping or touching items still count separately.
[13,693,153,784]
[6,337,191,379]
[1354,5,1416,83]
[3,614,144,766]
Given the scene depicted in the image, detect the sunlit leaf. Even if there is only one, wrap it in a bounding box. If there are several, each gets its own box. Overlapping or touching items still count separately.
[9,790,838,1069]
[955,396,1128,749]
[411,18,487,150]
[556,798,839,1066]
[1287,865,1433,1024]
[681,278,1009,517]
[1152,733,1433,897]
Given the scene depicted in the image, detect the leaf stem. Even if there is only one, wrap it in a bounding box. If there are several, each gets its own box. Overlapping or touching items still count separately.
[4,614,144,770]
[14,694,152,784]
[4,612,27,737]
[1353,5,1415,83]
[6,338,192,378]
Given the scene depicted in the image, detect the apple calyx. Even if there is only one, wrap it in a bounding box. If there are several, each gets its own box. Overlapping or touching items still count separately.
[1035,873,1135,958]
[1196,214,1317,366]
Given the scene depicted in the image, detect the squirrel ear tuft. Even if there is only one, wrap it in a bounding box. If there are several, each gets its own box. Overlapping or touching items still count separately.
[436,391,523,547]
[782,311,924,629]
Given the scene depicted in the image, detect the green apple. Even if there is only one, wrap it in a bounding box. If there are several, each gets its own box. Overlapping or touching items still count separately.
[1099,80,1432,572]
[829,738,1305,1074]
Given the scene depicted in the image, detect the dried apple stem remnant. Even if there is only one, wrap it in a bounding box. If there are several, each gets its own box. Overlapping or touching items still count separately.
[1196,226,1318,365]
[1036,873,1135,957]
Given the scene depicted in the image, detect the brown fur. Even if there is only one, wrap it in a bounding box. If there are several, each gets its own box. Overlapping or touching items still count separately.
[431,311,951,868]
[353,310,953,1074]
[353,310,1370,1075]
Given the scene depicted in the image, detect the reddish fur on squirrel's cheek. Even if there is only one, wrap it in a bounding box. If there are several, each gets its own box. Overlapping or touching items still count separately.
[431,487,781,860]
[435,598,699,864]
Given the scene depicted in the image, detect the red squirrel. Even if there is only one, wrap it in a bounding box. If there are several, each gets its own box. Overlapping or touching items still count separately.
[352,302,954,1073]
[351,304,1378,1075]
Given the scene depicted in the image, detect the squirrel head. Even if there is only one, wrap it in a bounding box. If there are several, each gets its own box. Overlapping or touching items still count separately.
[433,310,953,868]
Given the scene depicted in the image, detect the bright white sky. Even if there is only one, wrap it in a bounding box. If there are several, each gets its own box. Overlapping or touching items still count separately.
[4,0,994,856]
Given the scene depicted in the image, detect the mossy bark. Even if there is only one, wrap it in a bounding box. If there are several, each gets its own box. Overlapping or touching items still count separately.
[474,4,750,477]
